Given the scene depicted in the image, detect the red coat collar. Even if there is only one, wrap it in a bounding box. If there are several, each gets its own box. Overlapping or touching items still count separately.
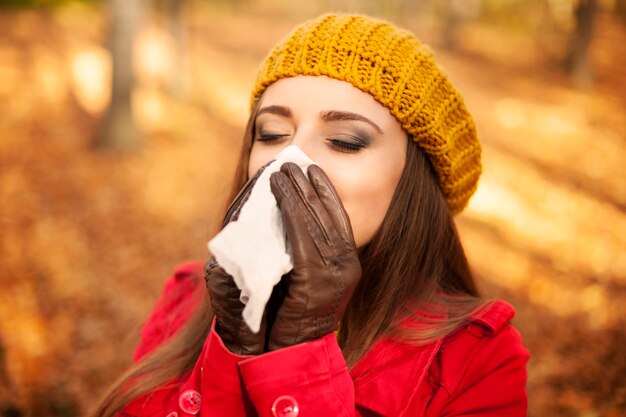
[350,300,515,416]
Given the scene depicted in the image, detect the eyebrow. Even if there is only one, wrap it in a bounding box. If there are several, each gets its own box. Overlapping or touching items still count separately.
[257,105,292,118]
[257,105,383,134]
[320,110,383,134]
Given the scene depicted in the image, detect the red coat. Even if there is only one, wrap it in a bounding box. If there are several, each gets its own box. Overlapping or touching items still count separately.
[121,261,529,417]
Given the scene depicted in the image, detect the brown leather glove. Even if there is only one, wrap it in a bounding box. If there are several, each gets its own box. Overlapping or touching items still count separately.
[205,161,273,355]
[268,162,362,351]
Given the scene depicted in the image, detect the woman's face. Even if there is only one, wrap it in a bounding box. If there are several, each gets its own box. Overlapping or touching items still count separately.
[248,75,407,248]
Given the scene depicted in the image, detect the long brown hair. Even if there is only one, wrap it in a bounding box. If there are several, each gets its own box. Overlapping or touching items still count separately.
[90,100,485,416]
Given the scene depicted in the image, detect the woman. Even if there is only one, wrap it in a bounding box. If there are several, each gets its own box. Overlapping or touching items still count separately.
[92,13,529,417]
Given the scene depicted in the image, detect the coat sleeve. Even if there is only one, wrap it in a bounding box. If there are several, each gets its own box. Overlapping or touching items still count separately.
[122,261,405,417]
[121,319,254,417]
[121,259,255,417]
[124,320,364,417]
[124,262,363,417]
[237,332,359,417]
[437,324,530,417]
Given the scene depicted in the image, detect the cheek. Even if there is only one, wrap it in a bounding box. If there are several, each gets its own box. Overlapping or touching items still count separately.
[248,144,281,179]
[247,149,263,179]
[327,163,403,249]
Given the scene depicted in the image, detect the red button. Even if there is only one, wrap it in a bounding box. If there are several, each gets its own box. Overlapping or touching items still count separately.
[179,389,201,415]
[272,395,299,417]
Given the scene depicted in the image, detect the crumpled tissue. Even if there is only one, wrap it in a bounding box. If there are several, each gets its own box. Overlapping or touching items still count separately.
[208,145,316,333]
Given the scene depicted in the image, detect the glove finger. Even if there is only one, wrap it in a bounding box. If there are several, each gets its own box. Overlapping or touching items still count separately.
[222,159,275,227]
[279,162,346,251]
[307,165,356,249]
[270,170,333,262]
[205,258,266,354]
[204,257,242,306]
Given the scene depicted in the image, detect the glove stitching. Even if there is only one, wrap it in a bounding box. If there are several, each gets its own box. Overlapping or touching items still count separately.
[204,257,218,289]
[329,258,344,334]
[205,259,221,324]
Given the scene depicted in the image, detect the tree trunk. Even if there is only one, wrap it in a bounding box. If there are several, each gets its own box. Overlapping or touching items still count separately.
[0,335,22,417]
[94,0,145,150]
[164,0,188,97]
[615,0,626,23]
[439,0,461,51]
[566,0,598,87]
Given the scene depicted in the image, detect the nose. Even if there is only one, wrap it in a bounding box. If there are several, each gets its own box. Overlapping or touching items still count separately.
[287,129,319,162]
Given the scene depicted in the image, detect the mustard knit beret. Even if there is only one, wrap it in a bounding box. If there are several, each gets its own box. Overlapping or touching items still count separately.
[251,13,481,214]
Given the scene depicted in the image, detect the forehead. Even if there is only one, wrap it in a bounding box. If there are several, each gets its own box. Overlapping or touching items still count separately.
[258,75,395,123]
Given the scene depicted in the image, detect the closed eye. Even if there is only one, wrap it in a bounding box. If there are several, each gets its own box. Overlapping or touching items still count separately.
[257,133,289,142]
[327,137,368,154]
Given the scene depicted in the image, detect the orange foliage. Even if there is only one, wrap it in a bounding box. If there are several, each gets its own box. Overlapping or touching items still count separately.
[0,3,624,416]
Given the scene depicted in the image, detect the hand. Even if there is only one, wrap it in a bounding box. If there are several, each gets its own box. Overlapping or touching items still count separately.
[205,258,265,355]
[205,161,273,355]
[268,162,361,350]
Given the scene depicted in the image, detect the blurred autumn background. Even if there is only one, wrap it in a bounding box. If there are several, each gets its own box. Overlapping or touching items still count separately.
[0,0,624,415]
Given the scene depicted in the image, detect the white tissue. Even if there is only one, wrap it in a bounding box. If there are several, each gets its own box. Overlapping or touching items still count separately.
[207,145,316,333]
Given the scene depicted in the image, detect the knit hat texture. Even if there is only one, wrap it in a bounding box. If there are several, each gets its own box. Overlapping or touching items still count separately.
[251,13,481,214]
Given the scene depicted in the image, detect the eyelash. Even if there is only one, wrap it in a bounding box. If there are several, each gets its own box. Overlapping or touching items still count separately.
[328,139,364,154]
[256,134,367,154]
[257,134,288,142]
